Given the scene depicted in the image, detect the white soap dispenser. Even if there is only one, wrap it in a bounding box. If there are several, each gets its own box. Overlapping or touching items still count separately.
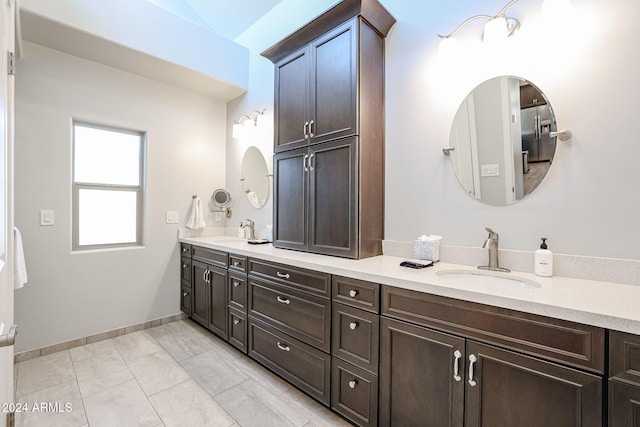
[535,238,553,277]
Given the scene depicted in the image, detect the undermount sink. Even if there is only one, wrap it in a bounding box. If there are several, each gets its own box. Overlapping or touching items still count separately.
[436,269,541,289]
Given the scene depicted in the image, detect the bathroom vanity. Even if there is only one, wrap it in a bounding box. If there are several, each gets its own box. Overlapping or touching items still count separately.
[178,236,640,427]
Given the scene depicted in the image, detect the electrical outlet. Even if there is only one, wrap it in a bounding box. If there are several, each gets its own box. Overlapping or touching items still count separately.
[166,211,179,224]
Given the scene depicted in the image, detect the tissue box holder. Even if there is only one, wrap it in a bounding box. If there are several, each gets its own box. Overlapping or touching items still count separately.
[414,240,440,262]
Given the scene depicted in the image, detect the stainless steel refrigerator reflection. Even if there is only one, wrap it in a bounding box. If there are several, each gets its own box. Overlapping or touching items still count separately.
[521,105,556,162]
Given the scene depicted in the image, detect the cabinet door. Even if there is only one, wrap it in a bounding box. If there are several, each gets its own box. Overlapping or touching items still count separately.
[610,380,640,427]
[379,317,465,427]
[309,20,357,144]
[465,341,602,427]
[191,261,209,327]
[308,137,357,258]
[273,147,308,251]
[274,46,310,152]
[207,266,228,340]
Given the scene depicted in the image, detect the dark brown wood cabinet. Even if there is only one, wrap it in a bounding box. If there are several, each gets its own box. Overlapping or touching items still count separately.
[379,286,605,427]
[263,0,395,260]
[180,244,192,316]
[609,330,640,426]
[191,260,228,340]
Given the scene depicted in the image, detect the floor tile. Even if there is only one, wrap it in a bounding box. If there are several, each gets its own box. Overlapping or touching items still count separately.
[215,379,309,427]
[231,356,292,397]
[69,338,118,362]
[153,329,217,362]
[127,350,191,396]
[16,351,75,397]
[15,379,86,427]
[83,379,161,427]
[112,330,163,362]
[279,387,352,427]
[181,350,249,397]
[149,379,235,427]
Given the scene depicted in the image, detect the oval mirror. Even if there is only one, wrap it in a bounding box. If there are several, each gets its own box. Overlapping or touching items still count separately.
[448,76,558,206]
[241,146,269,208]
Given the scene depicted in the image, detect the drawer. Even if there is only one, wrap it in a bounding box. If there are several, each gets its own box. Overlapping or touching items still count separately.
[249,279,331,353]
[248,319,330,406]
[249,259,330,298]
[229,254,248,273]
[180,285,192,316]
[331,357,378,427]
[332,302,379,374]
[610,330,640,386]
[192,246,228,268]
[181,257,191,285]
[180,243,192,256]
[228,273,247,312]
[332,276,380,313]
[382,286,605,373]
[228,308,247,354]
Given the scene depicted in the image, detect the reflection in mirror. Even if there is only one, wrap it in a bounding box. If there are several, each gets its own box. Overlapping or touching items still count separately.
[241,146,270,208]
[448,76,557,206]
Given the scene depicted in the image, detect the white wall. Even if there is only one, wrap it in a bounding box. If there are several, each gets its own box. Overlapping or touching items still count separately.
[14,42,227,351]
[232,0,640,260]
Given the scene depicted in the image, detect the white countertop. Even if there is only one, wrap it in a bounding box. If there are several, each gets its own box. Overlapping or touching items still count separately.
[180,236,640,335]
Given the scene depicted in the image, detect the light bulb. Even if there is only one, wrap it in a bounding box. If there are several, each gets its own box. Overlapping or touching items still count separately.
[483,16,509,43]
[232,123,243,139]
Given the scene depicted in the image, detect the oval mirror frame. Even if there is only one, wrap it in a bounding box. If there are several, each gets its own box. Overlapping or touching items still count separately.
[448,76,558,206]
[241,146,269,209]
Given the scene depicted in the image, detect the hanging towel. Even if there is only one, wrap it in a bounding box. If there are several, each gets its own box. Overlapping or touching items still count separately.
[186,197,206,230]
[14,226,28,289]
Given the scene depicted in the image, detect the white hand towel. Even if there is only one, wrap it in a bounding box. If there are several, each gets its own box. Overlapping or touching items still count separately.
[14,226,28,289]
[186,197,206,230]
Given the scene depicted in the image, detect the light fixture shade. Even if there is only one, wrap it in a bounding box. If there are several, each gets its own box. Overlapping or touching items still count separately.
[232,123,243,139]
[439,36,459,58]
[483,16,509,43]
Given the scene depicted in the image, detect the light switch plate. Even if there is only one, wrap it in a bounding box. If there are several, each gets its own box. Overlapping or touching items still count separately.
[166,211,179,224]
[480,164,500,177]
[40,210,55,226]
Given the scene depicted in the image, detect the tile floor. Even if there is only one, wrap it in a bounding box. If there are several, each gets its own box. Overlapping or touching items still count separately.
[14,319,351,427]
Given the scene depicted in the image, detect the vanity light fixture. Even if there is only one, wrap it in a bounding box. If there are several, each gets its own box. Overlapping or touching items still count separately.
[232,108,266,139]
[438,0,569,49]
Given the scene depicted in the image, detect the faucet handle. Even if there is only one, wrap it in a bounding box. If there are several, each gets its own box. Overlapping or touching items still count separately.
[485,227,498,238]
[246,219,254,225]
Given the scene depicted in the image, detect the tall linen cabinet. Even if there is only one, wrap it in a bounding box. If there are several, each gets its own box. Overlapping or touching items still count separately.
[262,0,395,259]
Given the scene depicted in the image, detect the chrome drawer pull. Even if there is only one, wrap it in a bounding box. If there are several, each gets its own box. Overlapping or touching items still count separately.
[203,270,208,283]
[349,322,358,330]
[349,290,358,298]
[468,354,478,386]
[276,296,291,305]
[348,380,358,389]
[233,319,240,325]
[233,261,240,267]
[453,350,462,382]
[277,342,291,352]
[276,272,290,279]
[233,281,241,287]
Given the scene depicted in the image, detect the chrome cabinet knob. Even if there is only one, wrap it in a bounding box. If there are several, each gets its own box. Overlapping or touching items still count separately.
[349,290,358,298]
[348,380,357,389]
[349,322,358,330]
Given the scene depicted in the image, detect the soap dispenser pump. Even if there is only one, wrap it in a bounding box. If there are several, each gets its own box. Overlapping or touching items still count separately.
[535,238,553,277]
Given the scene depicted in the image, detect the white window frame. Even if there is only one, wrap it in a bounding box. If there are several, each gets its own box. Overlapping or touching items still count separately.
[72,120,146,251]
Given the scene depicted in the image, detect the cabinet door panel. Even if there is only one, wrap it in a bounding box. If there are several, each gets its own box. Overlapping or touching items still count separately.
[191,261,209,327]
[275,47,309,152]
[308,138,357,258]
[465,341,602,427]
[207,266,228,340]
[610,380,640,427]
[379,317,465,427]
[273,147,308,251]
[310,21,357,144]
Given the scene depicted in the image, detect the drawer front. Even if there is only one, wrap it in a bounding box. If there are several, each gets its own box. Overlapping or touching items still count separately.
[248,259,330,298]
[228,308,247,354]
[192,246,228,268]
[332,303,379,374]
[229,254,248,273]
[333,276,380,313]
[332,358,378,427]
[228,273,247,312]
[180,243,192,256]
[249,279,331,352]
[382,286,605,373]
[248,319,330,406]
[610,330,640,386]
[180,285,192,315]
[181,257,192,285]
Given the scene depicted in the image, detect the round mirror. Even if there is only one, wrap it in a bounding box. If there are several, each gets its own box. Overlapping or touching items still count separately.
[448,76,558,206]
[212,188,232,208]
[241,146,269,208]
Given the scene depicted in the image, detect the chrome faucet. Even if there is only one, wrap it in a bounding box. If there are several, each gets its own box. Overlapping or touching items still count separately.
[478,227,510,272]
[242,219,256,240]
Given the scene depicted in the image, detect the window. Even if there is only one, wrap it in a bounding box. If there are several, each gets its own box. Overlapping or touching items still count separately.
[72,121,145,250]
